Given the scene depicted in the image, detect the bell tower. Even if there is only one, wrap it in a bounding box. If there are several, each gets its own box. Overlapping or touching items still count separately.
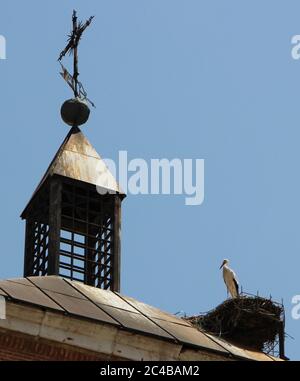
[21,11,125,291]
[21,127,125,291]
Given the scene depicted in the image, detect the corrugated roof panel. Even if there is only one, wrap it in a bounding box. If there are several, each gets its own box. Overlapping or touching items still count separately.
[118,294,191,326]
[42,290,120,326]
[0,281,63,311]
[28,276,86,299]
[67,281,137,312]
[96,304,174,340]
[151,319,229,354]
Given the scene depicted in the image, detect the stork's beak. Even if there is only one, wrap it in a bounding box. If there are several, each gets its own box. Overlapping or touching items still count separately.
[219,261,225,269]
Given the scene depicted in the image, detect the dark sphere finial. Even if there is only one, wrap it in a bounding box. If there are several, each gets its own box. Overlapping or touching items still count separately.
[61,98,90,127]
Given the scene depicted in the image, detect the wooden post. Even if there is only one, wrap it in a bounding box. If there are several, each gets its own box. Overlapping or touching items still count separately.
[48,177,62,275]
[23,219,35,276]
[279,320,285,360]
[85,233,97,286]
[112,196,121,292]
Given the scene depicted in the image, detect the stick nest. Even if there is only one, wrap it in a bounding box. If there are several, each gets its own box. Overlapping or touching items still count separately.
[186,296,284,351]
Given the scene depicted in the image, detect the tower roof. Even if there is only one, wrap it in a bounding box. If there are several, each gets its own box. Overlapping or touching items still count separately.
[21,126,124,218]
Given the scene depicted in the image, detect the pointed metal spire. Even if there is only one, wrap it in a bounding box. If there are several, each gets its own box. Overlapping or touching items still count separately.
[21,127,124,218]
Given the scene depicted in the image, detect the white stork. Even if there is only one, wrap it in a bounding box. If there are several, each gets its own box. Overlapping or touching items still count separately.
[219,259,239,298]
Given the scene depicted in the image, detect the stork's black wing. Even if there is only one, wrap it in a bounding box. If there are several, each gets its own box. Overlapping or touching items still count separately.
[233,277,239,296]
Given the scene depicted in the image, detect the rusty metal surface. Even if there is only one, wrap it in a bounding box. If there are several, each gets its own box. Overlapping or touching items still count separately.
[7,278,34,286]
[42,290,120,326]
[21,128,124,219]
[243,348,275,361]
[28,277,86,299]
[53,151,121,193]
[0,288,7,297]
[203,333,275,361]
[151,319,229,354]
[62,128,101,159]
[203,333,255,360]
[266,354,284,361]
[53,128,123,193]
[68,281,137,312]
[119,294,191,326]
[0,280,63,311]
[96,304,173,340]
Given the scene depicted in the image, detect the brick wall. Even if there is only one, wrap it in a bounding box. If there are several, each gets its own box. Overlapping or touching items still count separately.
[0,329,125,361]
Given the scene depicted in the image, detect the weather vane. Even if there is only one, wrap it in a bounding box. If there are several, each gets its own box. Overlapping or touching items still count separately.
[59,10,95,127]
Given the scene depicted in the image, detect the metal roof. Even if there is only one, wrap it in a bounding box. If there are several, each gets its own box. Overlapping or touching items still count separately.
[0,276,281,361]
[21,127,124,217]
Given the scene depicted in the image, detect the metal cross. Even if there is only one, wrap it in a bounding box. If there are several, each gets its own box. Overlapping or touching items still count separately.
[58,10,95,107]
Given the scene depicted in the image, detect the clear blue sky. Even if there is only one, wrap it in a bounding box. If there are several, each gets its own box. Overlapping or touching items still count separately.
[0,1,299,359]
